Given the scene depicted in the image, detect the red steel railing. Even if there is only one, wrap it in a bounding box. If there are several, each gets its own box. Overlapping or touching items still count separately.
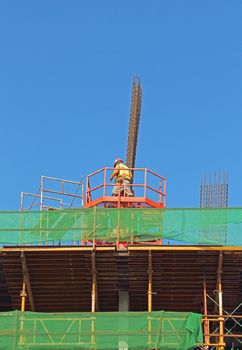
[85,167,166,207]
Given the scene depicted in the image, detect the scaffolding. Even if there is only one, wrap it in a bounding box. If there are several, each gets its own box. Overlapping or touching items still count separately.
[20,175,84,211]
[0,241,242,349]
[0,168,239,349]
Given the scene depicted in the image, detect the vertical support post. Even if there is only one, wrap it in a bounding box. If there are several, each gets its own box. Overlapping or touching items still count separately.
[103,168,107,197]
[91,252,98,349]
[85,176,89,206]
[73,211,77,245]
[203,276,210,349]
[144,169,147,199]
[216,251,224,350]
[40,176,44,211]
[20,279,27,345]
[158,180,161,204]
[20,192,24,211]
[118,182,121,209]
[20,280,27,312]
[19,208,23,246]
[91,252,97,313]
[130,212,134,244]
[116,208,121,248]
[218,252,224,350]
[82,182,84,207]
[92,206,97,247]
[148,250,152,312]
[148,250,153,349]
[40,176,44,245]
[218,290,224,350]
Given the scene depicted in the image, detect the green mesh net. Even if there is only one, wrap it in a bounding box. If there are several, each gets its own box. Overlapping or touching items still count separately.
[0,207,241,246]
[0,310,202,349]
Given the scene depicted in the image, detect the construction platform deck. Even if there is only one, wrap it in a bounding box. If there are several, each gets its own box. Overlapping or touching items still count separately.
[1,246,241,315]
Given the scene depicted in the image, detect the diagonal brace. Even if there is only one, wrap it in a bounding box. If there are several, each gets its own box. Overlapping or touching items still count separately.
[20,251,35,311]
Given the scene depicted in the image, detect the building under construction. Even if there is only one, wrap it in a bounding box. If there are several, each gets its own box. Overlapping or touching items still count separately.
[0,79,242,350]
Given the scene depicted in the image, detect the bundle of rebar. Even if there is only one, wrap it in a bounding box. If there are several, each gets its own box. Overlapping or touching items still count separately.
[126,77,142,172]
[200,171,228,208]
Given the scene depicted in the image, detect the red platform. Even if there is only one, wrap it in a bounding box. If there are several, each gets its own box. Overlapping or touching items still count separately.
[85,167,166,209]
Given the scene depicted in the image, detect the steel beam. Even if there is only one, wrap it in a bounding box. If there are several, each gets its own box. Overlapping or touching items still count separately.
[1,246,242,253]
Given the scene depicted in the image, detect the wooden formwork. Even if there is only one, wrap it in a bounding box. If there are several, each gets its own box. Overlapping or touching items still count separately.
[0,245,242,349]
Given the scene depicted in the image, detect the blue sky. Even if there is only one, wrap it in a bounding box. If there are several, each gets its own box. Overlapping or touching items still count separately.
[0,1,242,210]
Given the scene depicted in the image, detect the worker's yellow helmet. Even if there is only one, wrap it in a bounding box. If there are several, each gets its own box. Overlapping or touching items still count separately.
[114,158,123,167]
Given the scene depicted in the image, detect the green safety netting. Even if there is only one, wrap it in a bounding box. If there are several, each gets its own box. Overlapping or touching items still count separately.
[0,207,241,246]
[0,310,202,350]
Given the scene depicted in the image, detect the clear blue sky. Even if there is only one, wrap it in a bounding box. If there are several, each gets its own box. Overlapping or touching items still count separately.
[0,1,241,210]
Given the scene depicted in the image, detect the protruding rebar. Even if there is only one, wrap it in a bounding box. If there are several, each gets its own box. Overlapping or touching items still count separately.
[126,77,142,174]
[200,171,229,208]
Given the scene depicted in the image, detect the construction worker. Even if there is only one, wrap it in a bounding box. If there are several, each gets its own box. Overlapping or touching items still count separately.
[110,159,133,197]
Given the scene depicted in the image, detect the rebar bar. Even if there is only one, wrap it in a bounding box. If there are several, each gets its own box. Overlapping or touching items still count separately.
[200,171,228,208]
[126,77,142,172]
